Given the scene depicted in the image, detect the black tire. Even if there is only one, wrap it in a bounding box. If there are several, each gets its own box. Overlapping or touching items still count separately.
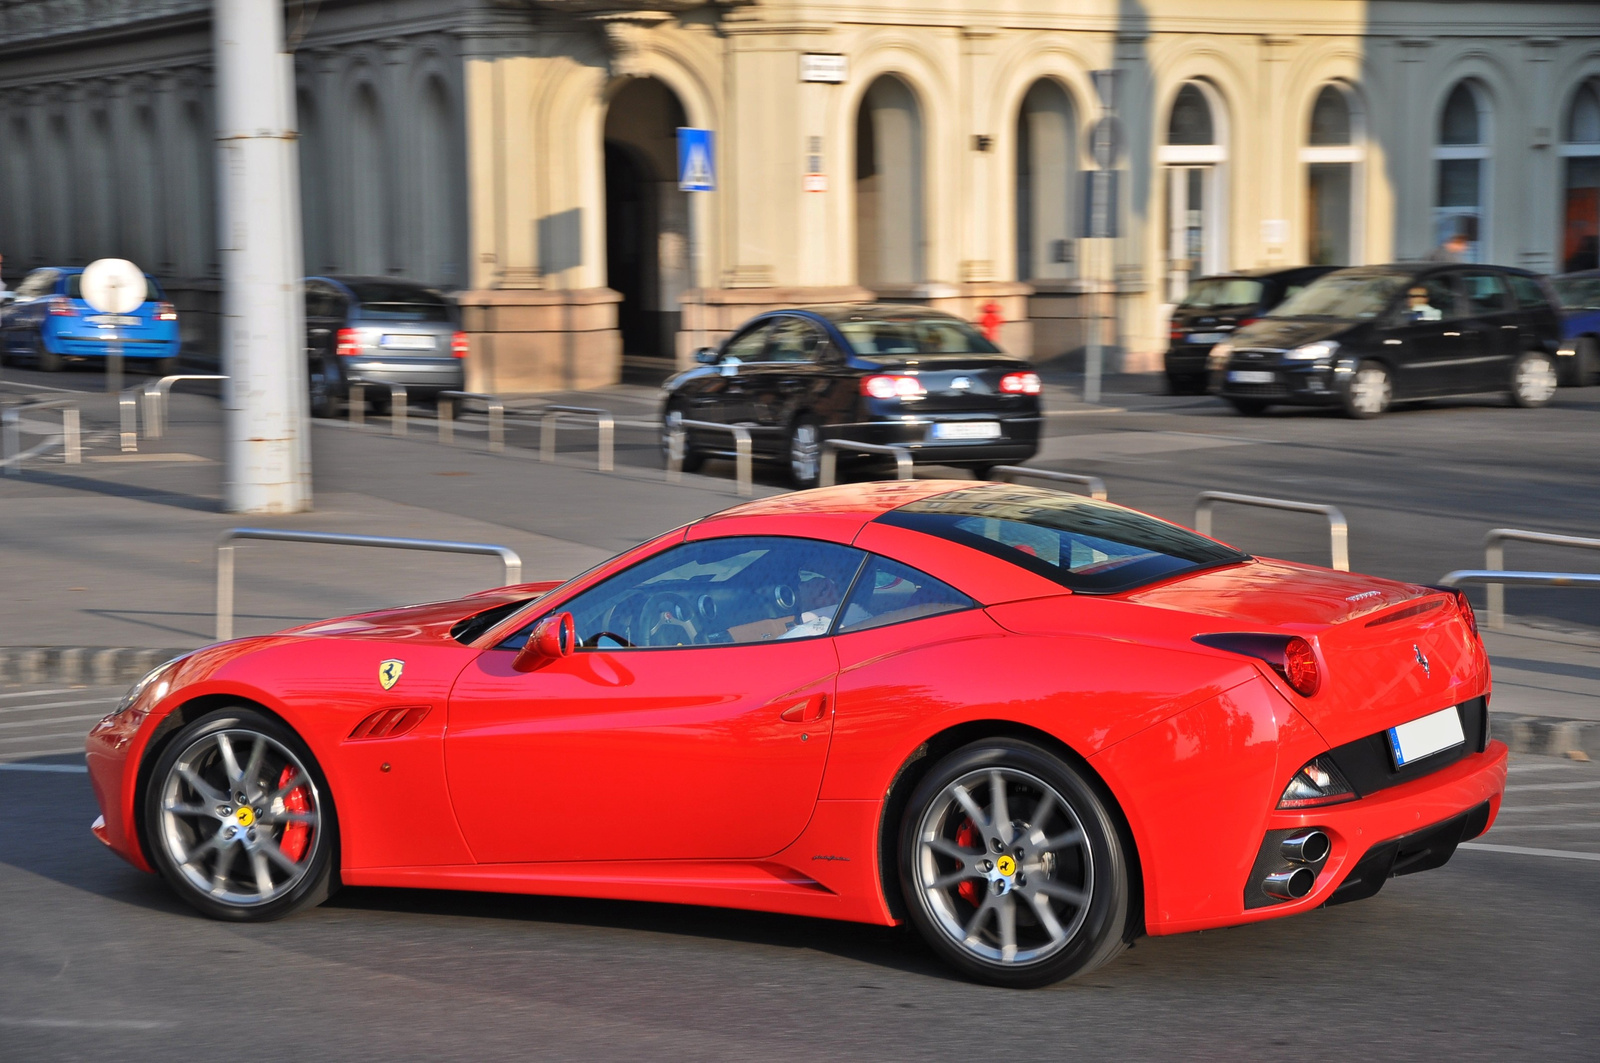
[970,464,996,482]
[661,404,704,473]
[1227,397,1269,417]
[1509,350,1558,409]
[1166,372,1208,396]
[1576,337,1600,387]
[149,356,178,377]
[788,415,822,488]
[143,706,338,922]
[34,333,63,372]
[898,738,1132,988]
[1340,359,1391,419]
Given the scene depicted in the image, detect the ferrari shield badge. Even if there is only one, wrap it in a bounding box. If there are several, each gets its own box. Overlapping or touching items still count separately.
[378,659,405,690]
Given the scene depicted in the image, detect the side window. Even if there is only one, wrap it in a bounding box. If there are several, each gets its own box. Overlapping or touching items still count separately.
[720,322,772,364]
[1458,271,1511,315]
[765,317,826,363]
[1398,275,1463,324]
[1506,274,1551,310]
[518,536,865,650]
[837,556,977,634]
[15,269,58,299]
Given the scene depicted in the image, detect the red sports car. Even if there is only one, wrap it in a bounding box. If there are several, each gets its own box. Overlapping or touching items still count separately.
[86,481,1505,987]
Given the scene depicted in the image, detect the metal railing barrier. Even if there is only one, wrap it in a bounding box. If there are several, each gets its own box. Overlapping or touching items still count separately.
[143,374,227,439]
[2,398,81,475]
[667,418,753,496]
[539,405,615,472]
[991,466,1108,501]
[214,528,524,641]
[820,439,913,488]
[347,380,408,436]
[438,391,505,452]
[1439,569,1600,631]
[1194,490,1350,572]
[119,385,140,452]
[1479,528,1600,629]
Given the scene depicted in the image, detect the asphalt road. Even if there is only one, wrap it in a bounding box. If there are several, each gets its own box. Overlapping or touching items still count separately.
[1,685,1598,1062]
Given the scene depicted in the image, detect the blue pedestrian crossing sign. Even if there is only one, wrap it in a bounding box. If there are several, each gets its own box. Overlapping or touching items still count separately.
[677,128,716,192]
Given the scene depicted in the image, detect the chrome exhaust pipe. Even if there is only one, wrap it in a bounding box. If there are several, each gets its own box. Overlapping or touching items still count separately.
[1262,866,1317,901]
[1281,829,1330,864]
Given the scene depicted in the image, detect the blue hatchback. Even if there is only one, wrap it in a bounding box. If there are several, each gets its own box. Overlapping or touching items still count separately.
[1554,270,1600,386]
[1,266,180,372]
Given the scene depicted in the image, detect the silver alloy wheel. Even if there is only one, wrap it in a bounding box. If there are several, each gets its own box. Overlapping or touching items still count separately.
[1349,364,1391,415]
[912,767,1093,966]
[157,728,321,908]
[1514,354,1558,406]
[790,421,819,484]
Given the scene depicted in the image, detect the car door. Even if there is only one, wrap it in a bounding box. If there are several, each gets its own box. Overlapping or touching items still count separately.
[1380,273,1465,398]
[1454,269,1516,391]
[444,534,866,864]
[740,315,831,452]
[6,269,59,352]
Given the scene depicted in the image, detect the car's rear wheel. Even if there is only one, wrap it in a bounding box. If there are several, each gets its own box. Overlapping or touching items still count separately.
[1166,372,1208,396]
[144,707,337,922]
[1509,350,1558,408]
[33,334,62,372]
[149,356,178,377]
[661,405,704,473]
[788,416,821,488]
[898,739,1131,988]
[1342,360,1391,418]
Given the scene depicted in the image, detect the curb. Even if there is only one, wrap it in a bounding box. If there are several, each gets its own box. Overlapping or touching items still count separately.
[1488,714,1600,761]
[0,647,193,686]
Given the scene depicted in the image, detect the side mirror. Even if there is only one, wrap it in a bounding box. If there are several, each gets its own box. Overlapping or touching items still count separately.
[693,347,719,365]
[512,611,576,672]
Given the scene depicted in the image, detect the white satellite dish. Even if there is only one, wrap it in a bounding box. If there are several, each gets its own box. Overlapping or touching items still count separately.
[80,258,147,315]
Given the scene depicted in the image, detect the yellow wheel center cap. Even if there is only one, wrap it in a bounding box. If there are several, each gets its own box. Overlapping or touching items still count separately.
[235,807,256,827]
[996,855,1017,877]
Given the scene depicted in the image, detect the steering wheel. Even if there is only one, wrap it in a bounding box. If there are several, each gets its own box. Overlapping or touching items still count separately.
[639,591,699,646]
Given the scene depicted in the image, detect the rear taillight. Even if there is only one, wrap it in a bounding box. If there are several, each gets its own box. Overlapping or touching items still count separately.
[1283,637,1321,697]
[336,328,362,359]
[999,371,1042,395]
[155,302,178,321]
[1451,589,1479,639]
[1236,317,1259,328]
[451,331,469,358]
[1170,327,1185,341]
[1277,755,1356,809]
[861,374,925,399]
[1193,632,1323,697]
[47,297,75,317]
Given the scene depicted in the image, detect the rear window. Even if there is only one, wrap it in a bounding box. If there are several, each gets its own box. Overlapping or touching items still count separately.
[1178,278,1264,310]
[1551,275,1599,310]
[64,274,162,302]
[836,315,1000,358]
[878,485,1250,593]
[1267,273,1407,320]
[346,282,454,323]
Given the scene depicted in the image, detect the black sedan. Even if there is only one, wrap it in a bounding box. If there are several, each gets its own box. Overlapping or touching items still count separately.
[1164,266,1338,394]
[661,305,1042,487]
[1210,263,1563,418]
[304,276,467,416]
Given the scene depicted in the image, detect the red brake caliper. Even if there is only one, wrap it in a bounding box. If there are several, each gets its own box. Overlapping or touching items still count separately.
[956,818,981,907]
[276,766,311,862]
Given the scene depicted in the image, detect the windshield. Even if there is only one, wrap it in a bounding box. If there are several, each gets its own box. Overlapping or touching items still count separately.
[347,282,454,323]
[1267,273,1407,320]
[1554,276,1600,310]
[837,316,1001,358]
[1179,278,1264,310]
[878,485,1250,593]
[65,274,162,303]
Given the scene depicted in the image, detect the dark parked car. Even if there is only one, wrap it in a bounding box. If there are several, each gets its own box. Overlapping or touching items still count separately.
[1210,264,1564,418]
[1553,270,1600,386]
[1164,266,1338,394]
[304,276,466,416]
[660,305,1042,487]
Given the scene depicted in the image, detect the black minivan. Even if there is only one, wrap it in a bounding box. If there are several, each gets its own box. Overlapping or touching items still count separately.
[1211,264,1563,418]
[1164,266,1338,394]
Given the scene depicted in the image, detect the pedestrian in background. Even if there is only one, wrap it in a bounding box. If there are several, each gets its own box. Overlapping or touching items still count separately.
[1429,231,1471,262]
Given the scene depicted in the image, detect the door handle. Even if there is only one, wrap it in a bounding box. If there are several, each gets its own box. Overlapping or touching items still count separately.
[1442,331,1460,337]
[780,693,828,723]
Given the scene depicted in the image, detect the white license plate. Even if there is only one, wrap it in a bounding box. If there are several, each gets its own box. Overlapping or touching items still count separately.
[1227,370,1276,384]
[380,334,437,351]
[1188,332,1228,344]
[1387,706,1465,767]
[88,314,141,327]
[930,421,1002,441]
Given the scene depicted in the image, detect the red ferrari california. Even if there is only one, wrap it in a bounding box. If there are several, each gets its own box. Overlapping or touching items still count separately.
[86,481,1505,987]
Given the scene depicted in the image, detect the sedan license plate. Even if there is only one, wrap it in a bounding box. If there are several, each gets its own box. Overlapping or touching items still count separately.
[930,421,1002,441]
[1187,332,1228,344]
[380,334,437,351]
[1227,370,1276,384]
[88,314,141,327]
[1387,706,1465,767]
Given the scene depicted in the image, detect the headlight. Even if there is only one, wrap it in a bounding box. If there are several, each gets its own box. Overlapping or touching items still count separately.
[1285,340,1339,361]
[113,656,187,716]
[1207,343,1233,370]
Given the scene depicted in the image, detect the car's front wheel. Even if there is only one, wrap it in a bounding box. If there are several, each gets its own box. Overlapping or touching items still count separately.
[899,739,1132,988]
[1342,359,1391,418]
[144,707,337,922]
[1509,350,1558,408]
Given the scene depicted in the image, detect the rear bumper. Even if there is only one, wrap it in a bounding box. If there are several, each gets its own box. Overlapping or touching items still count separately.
[1164,345,1214,376]
[47,334,178,359]
[340,356,464,395]
[827,416,1041,467]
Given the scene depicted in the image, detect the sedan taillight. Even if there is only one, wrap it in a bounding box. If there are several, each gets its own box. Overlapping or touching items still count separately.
[999,371,1042,395]
[336,328,362,359]
[155,302,178,321]
[47,297,76,317]
[861,374,925,399]
[451,331,470,358]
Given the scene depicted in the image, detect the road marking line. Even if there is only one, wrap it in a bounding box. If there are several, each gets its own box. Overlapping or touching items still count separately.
[0,698,118,715]
[0,713,107,731]
[1507,762,1589,774]
[0,688,83,700]
[1459,842,1600,863]
[1506,780,1600,793]
[0,762,88,773]
[1494,802,1600,814]
[0,731,93,745]
[0,1017,171,1030]
[1485,823,1600,832]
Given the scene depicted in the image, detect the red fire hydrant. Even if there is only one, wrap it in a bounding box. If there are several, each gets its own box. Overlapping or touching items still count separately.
[978,300,1004,343]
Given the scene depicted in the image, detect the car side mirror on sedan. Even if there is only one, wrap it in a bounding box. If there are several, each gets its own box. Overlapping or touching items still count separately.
[512,612,577,672]
[693,347,719,365]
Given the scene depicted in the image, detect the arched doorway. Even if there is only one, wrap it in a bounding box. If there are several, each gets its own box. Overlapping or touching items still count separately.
[350,82,388,274]
[604,77,688,362]
[855,75,924,290]
[1015,79,1077,283]
[1561,79,1600,272]
[1160,81,1227,302]
[1434,81,1490,262]
[1303,83,1364,266]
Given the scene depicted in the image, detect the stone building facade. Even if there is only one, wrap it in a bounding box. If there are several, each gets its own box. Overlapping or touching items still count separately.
[3,0,1599,390]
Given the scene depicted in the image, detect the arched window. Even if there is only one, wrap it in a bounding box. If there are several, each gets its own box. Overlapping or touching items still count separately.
[1015,79,1077,282]
[1560,80,1600,272]
[1158,81,1227,300]
[298,90,327,274]
[350,82,388,274]
[1302,84,1364,266]
[4,117,33,268]
[855,75,925,290]
[1433,81,1489,262]
[417,76,459,287]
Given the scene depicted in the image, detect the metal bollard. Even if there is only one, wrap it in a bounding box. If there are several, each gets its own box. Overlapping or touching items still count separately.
[119,389,139,453]
[63,407,81,464]
[438,397,454,446]
[349,384,365,426]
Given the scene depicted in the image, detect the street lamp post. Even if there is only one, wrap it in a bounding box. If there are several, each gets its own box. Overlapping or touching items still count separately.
[213,0,310,513]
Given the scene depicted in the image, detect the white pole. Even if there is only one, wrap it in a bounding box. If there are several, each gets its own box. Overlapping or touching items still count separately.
[214,0,310,513]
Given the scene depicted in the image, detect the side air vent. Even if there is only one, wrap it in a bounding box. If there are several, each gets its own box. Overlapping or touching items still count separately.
[348,705,430,741]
